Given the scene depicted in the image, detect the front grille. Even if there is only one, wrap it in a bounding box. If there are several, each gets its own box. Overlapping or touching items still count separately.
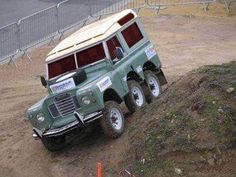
[48,104,60,118]
[49,94,79,117]
[55,96,76,116]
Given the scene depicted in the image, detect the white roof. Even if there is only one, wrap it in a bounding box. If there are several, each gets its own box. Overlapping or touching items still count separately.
[46,9,137,62]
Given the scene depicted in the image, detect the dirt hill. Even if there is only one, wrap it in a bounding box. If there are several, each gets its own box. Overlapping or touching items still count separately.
[0,5,236,177]
[125,61,236,177]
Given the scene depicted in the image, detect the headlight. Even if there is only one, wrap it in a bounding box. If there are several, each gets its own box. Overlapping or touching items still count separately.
[82,96,91,105]
[28,114,33,119]
[36,113,45,123]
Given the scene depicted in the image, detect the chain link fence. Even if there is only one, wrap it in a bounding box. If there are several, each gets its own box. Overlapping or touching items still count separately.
[0,0,217,65]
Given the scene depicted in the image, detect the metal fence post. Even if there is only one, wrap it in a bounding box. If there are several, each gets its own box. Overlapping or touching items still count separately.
[48,4,59,46]
[89,0,93,18]
[56,4,60,33]
[203,2,210,11]
[7,21,21,67]
[146,0,162,15]
[16,21,21,54]
[18,19,32,62]
[223,0,236,13]
[57,2,64,40]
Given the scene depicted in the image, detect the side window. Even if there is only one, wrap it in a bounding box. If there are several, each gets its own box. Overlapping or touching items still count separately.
[121,22,143,48]
[76,43,105,67]
[106,36,123,60]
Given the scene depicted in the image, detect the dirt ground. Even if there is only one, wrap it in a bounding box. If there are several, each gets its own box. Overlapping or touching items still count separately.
[0,2,236,177]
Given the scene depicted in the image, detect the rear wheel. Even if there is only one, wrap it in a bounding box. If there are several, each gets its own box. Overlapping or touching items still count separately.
[41,136,66,151]
[143,70,161,104]
[101,101,125,139]
[124,80,146,114]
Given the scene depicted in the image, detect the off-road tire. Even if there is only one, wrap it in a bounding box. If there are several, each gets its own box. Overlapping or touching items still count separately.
[101,101,125,139]
[41,136,66,151]
[124,80,146,114]
[143,70,162,104]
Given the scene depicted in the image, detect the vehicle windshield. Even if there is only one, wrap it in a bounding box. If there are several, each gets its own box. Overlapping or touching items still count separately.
[48,54,76,79]
[76,43,105,67]
[47,43,105,79]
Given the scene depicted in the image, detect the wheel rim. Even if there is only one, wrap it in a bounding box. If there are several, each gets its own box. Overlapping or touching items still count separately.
[148,76,160,97]
[110,108,122,130]
[131,86,144,107]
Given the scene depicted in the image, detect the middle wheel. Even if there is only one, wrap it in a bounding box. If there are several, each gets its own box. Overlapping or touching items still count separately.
[124,80,146,114]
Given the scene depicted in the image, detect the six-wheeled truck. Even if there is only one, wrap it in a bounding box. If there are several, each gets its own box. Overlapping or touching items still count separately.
[27,9,167,151]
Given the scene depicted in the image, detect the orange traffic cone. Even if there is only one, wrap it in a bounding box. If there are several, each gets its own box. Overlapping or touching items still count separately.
[97,162,102,177]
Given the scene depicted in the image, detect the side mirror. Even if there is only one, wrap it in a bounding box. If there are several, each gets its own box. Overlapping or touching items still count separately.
[40,76,47,88]
[114,47,124,60]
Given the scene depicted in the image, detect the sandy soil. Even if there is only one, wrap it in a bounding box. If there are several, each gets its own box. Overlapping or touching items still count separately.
[0,3,236,177]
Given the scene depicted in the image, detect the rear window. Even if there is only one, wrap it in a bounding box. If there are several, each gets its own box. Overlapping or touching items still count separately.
[76,43,105,67]
[48,54,76,79]
[121,22,143,48]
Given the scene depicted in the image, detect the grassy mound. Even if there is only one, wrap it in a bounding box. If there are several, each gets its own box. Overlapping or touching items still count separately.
[126,61,236,177]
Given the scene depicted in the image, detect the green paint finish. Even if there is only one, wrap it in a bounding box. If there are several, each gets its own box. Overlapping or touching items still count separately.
[27,17,166,137]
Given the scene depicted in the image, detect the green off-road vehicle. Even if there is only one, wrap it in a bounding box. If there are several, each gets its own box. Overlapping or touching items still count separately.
[27,9,167,151]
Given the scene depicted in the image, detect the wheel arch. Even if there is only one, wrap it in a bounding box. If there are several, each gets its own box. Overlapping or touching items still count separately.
[127,70,142,82]
[103,88,123,104]
[156,69,168,85]
[143,61,167,85]
[143,61,158,72]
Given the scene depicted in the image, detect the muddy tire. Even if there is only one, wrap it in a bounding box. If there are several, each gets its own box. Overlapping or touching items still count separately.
[124,80,146,114]
[101,101,124,139]
[143,70,162,104]
[41,136,66,151]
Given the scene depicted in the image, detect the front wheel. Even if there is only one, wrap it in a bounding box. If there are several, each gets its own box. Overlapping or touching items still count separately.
[41,136,66,151]
[101,101,125,139]
[124,80,146,114]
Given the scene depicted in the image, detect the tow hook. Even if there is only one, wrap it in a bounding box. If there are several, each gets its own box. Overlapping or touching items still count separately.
[33,133,40,140]
[74,111,85,125]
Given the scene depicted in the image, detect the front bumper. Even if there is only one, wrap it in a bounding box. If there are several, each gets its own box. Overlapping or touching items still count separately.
[33,111,103,138]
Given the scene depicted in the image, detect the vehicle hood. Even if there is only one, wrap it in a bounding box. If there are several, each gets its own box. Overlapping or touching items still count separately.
[48,69,108,96]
